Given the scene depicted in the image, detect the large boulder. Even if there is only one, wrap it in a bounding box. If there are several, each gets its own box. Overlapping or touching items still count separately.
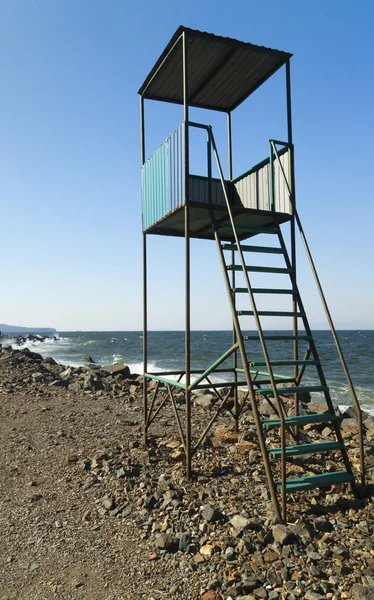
[102,363,131,378]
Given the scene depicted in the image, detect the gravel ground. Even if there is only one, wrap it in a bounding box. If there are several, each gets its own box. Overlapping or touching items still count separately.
[1,344,374,600]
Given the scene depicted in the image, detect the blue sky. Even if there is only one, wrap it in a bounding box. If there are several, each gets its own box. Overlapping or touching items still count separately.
[1,0,373,331]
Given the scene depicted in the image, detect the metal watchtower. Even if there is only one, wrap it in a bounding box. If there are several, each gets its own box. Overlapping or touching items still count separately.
[138,26,364,521]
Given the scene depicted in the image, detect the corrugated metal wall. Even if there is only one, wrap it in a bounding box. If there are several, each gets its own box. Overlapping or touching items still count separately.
[233,150,291,214]
[143,130,291,230]
[142,124,184,230]
[188,175,226,206]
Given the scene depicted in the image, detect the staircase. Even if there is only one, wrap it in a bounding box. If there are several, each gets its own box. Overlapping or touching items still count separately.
[218,224,355,519]
[206,127,359,521]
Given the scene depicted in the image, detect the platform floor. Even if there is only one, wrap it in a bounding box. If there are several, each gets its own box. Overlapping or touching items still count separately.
[144,203,292,241]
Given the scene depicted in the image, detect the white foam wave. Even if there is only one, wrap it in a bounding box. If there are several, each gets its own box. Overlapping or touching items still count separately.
[127,361,230,385]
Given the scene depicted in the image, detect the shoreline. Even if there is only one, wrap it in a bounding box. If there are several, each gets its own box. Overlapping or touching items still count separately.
[1,343,374,599]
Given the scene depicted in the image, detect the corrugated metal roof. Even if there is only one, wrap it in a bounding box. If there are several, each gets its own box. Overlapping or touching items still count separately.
[138,26,292,112]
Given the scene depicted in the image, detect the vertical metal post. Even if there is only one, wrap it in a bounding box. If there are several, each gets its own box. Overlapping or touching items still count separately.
[227,112,233,178]
[183,33,191,480]
[227,112,238,431]
[140,95,148,445]
[207,131,212,204]
[286,60,299,439]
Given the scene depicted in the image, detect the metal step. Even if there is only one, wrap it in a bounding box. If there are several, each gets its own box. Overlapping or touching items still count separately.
[275,471,354,492]
[228,265,291,274]
[243,335,312,341]
[261,412,337,429]
[269,441,343,458]
[256,385,328,397]
[249,359,318,367]
[234,287,296,294]
[222,243,284,254]
[238,310,305,317]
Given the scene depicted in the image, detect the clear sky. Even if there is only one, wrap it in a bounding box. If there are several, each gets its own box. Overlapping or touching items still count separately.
[1,0,373,331]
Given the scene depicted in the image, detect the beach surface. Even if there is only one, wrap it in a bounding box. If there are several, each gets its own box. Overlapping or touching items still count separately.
[1,343,374,600]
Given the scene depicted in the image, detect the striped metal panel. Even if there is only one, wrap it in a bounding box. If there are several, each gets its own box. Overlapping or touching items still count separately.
[142,125,184,230]
[233,150,291,214]
[169,124,184,211]
[188,175,226,206]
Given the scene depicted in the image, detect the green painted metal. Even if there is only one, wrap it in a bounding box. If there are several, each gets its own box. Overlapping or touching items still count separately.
[238,310,305,317]
[233,226,279,234]
[188,120,209,131]
[262,412,337,429]
[234,287,296,294]
[145,373,186,390]
[275,471,354,492]
[231,145,288,184]
[189,343,239,390]
[249,359,317,367]
[256,384,328,396]
[207,130,212,204]
[269,441,343,458]
[253,288,296,294]
[243,334,312,341]
[228,265,292,274]
[269,142,275,211]
[236,367,292,380]
[222,243,284,254]
[270,139,291,148]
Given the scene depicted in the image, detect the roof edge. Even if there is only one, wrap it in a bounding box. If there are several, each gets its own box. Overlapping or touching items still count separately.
[138,25,292,98]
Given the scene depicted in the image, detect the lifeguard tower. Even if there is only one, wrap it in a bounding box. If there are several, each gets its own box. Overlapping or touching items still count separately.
[138,26,364,520]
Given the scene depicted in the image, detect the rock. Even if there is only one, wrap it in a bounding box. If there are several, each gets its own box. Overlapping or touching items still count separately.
[253,588,267,599]
[102,495,115,510]
[201,591,222,600]
[31,372,44,382]
[60,368,73,379]
[307,550,322,561]
[304,593,325,600]
[307,402,330,414]
[49,379,68,388]
[194,393,216,409]
[102,363,131,378]
[83,355,95,363]
[23,348,43,360]
[350,584,374,599]
[202,504,222,523]
[230,514,251,533]
[271,524,298,545]
[200,544,214,557]
[178,533,191,552]
[155,534,179,552]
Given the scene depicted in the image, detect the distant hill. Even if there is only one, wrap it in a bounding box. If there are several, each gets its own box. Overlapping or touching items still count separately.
[0,324,57,333]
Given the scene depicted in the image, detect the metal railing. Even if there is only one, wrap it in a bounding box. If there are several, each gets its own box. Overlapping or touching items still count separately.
[270,139,365,487]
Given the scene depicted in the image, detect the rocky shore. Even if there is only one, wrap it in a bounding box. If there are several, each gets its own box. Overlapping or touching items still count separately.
[1,343,374,600]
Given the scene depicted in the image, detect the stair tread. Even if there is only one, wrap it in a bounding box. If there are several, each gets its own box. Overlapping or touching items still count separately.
[261,413,338,429]
[256,385,328,396]
[243,335,312,341]
[238,310,305,317]
[228,265,292,274]
[269,441,343,457]
[275,471,354,492]
[249,360,317,367]
[222,243,284,254]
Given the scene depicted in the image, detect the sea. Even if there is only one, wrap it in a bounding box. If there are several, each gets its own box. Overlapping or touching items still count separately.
[5,330,374,415]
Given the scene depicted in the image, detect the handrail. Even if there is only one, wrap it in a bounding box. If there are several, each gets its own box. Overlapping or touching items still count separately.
[207,124,286,520]
[271,140,365,487]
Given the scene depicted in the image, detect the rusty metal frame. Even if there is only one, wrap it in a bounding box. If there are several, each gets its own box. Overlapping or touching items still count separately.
[140,39,364,524]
